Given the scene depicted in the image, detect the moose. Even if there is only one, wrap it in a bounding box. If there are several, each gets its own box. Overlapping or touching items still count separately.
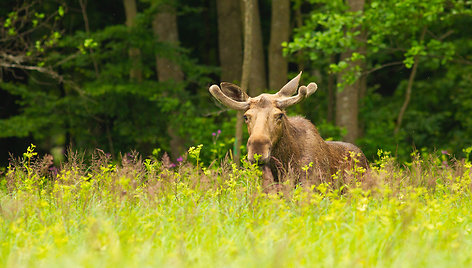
[209,72,368,191]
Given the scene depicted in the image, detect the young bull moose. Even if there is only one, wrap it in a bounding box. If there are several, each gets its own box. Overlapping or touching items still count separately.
[209,72,368,190]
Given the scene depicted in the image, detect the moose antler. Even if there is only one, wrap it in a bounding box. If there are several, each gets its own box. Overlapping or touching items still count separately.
[209,84,249,110]
[209,72,317,110]
[275,71,302,98]
[276,82,317,108]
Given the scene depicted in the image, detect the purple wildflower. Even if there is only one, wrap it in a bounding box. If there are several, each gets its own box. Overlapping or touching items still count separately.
[441,150,449,155]
[49,166,58,177]
[177,156,183,162]
[169,163,176,168]
[217,129,221,134]
[212,132,216,136]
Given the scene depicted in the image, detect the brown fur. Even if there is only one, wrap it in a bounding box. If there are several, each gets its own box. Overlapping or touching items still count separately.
[270,116,368,186]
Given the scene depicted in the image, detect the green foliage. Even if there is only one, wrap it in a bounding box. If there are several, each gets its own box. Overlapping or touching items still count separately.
[285,0,472,161]
[2,146,472,266]
[0,0,217,159]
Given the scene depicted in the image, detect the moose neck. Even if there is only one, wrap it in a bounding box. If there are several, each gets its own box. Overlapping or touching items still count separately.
[271,116,303,169]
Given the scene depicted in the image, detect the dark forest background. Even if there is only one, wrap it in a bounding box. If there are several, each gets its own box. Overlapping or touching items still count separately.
[1,0,471,166]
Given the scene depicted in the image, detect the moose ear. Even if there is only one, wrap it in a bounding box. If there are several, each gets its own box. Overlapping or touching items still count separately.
[220,82,249,102]
[276,71,302,97]
[209,84,249,111]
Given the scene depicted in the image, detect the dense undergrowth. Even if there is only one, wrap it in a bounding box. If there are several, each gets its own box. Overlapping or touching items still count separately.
[1,145,472,267]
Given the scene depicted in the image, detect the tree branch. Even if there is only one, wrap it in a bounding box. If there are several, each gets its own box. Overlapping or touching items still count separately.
[394,27,427,135]
[0,61,62,81]
[79,0,100,78]
[363,61,404,76]
[0,60,86,97]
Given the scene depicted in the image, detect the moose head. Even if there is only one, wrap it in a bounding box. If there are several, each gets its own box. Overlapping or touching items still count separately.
[209,72,317,164]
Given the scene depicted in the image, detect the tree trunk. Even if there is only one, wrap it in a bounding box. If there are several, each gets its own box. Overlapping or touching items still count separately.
[241,0,266,96]
[335,0,365,143]
[234,0,253,166]
[152,4,184,82]
[123,0,142,82]
[294,2,305,72]
[216,0,243,83]
[336,56,360,143]
[152,2,185,159]
[268,0,290,90]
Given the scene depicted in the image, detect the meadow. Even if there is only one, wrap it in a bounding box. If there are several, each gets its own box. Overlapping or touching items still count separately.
[1,145,472,268]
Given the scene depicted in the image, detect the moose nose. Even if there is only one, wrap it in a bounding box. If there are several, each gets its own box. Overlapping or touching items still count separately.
[247,136,271,164]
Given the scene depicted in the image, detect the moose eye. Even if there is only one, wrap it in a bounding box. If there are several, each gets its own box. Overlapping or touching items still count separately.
[276,113,284,120]
[243,115,249,122]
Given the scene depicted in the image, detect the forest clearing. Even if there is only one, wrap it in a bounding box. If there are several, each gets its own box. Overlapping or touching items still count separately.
[1,145,472,267]
[1,0,472,267]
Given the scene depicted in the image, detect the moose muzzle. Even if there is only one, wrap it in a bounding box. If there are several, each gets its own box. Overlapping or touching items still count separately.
[247,136,271,165]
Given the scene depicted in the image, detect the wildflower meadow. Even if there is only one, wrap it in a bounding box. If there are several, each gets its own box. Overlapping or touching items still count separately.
[1,145,472,267]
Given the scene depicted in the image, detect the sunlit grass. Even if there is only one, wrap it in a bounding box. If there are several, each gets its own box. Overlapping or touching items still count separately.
[1,145,472,267]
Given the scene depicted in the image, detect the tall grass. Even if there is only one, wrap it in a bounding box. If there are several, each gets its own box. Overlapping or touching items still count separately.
[1,145,472,267]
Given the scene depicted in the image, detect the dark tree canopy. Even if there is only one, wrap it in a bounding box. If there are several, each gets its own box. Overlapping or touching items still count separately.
[0,0,471,165]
